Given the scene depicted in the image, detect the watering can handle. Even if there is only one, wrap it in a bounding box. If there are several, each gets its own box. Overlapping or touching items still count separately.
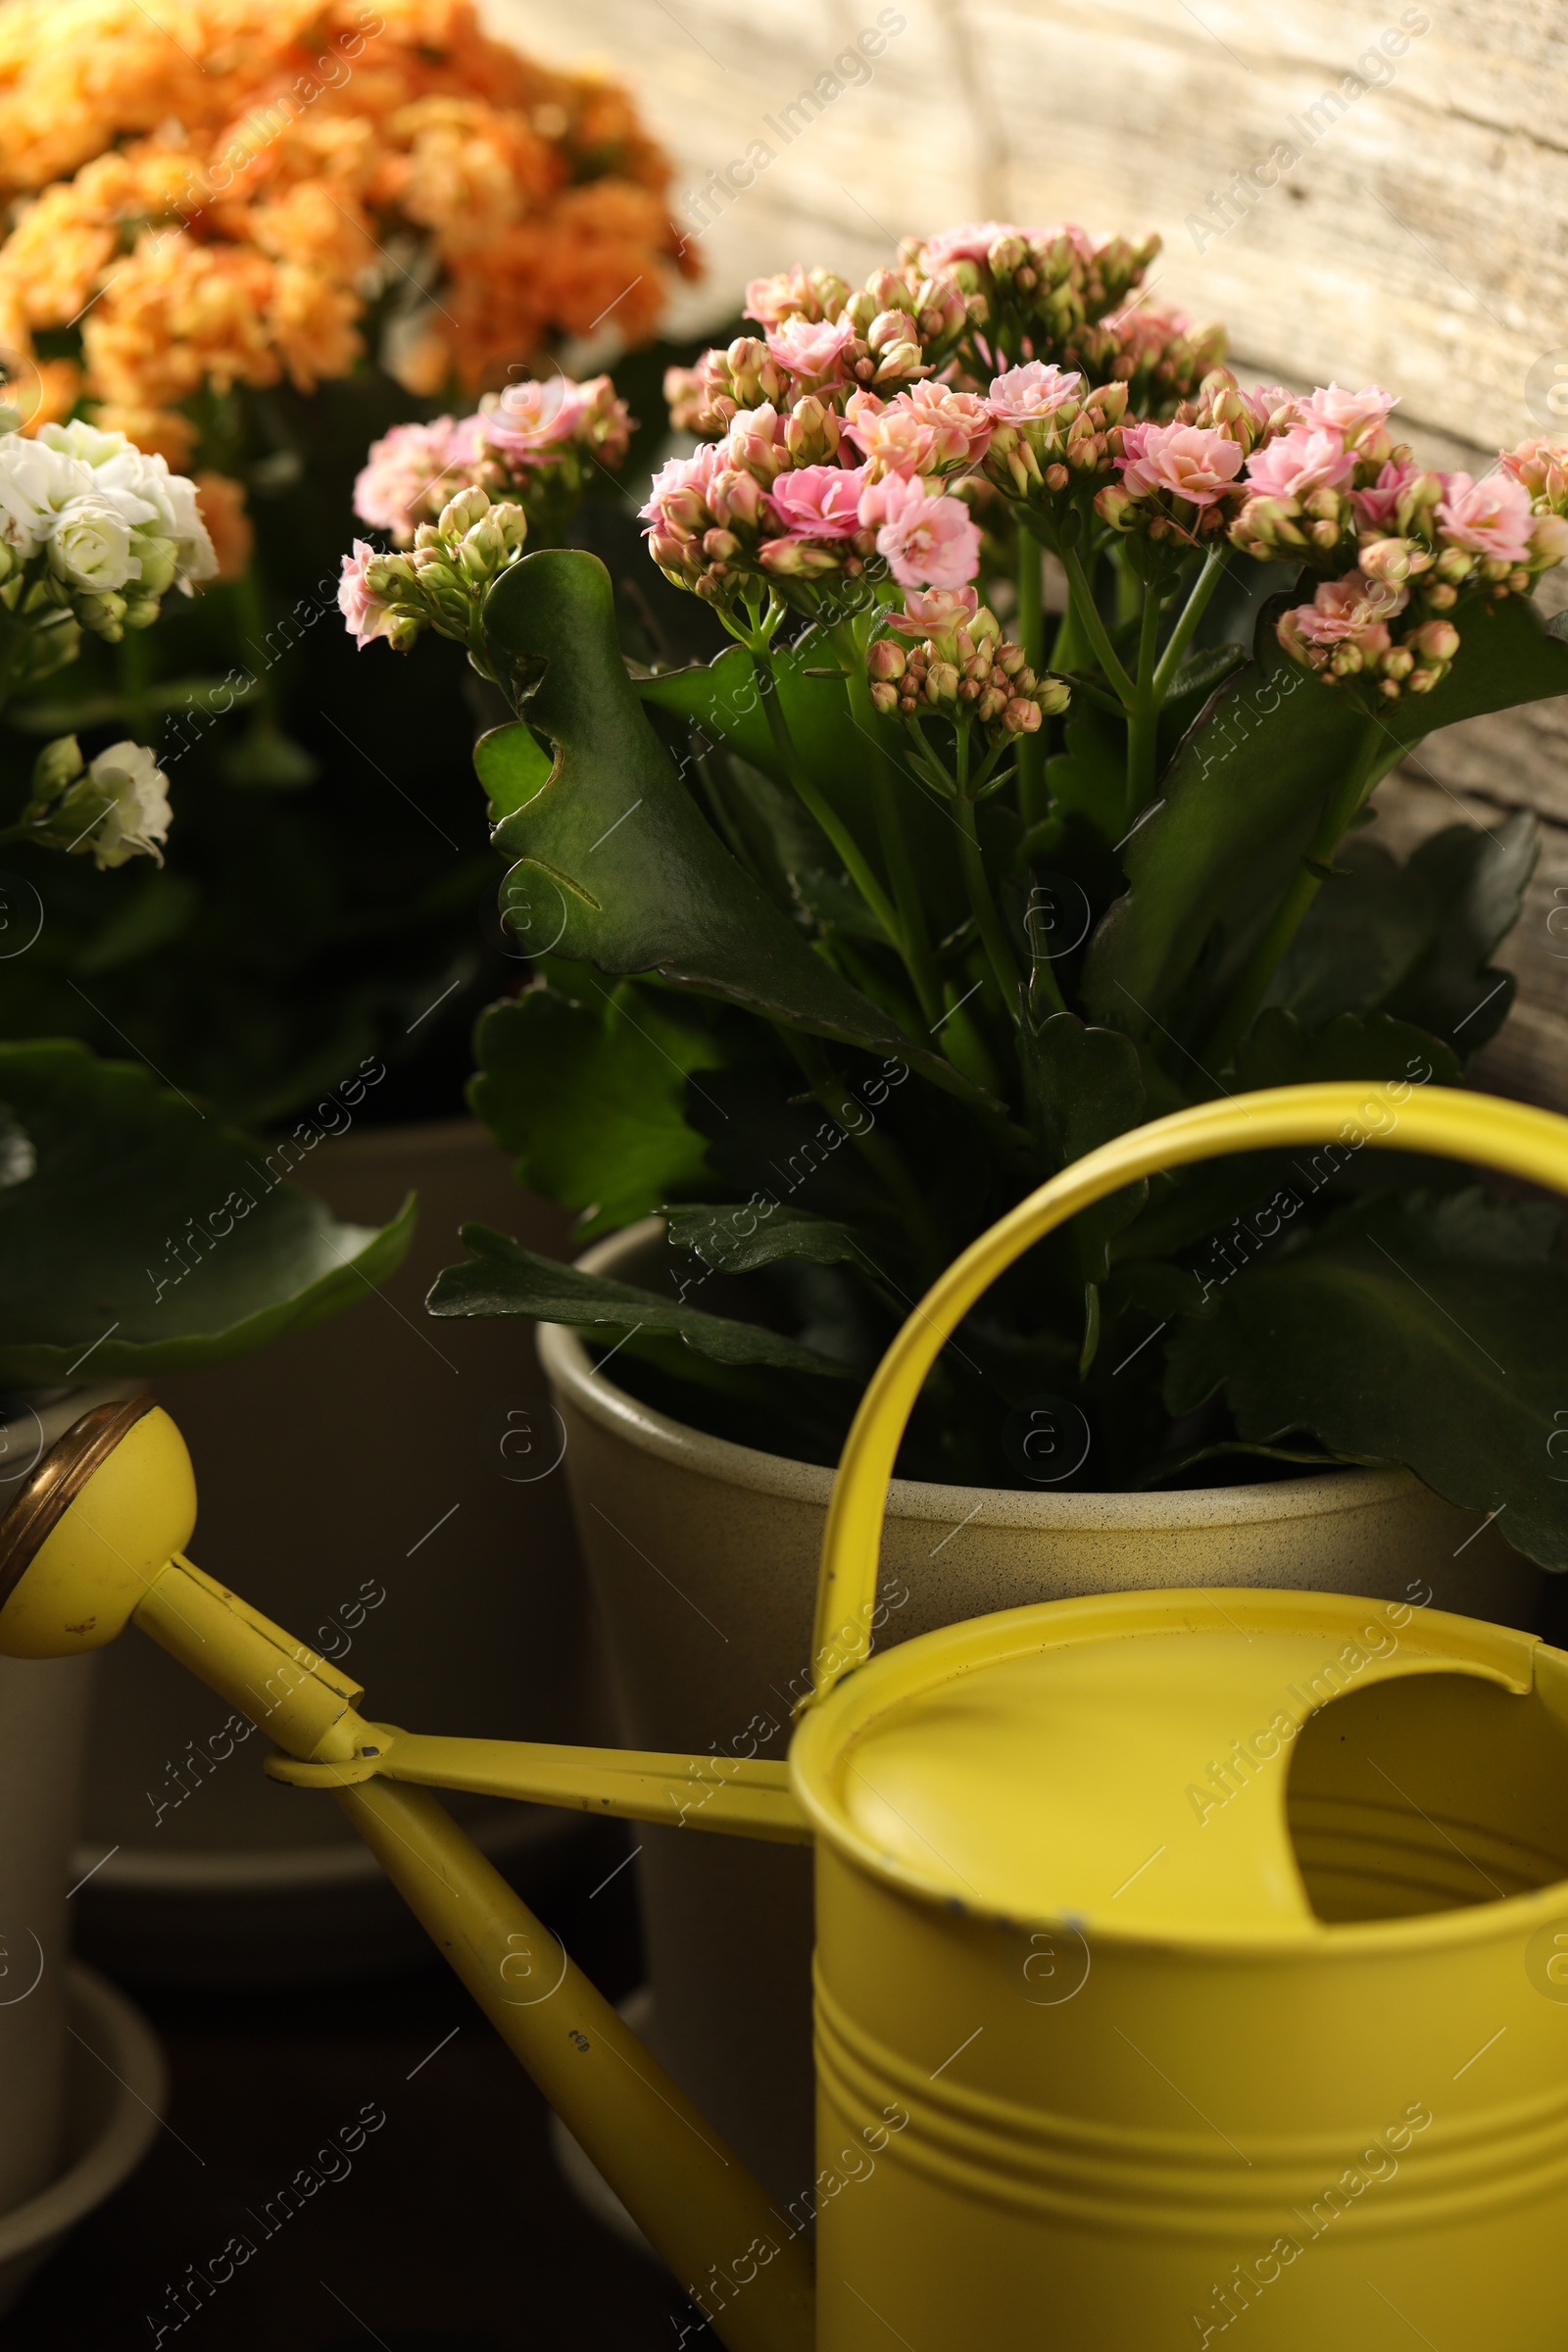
[808,1080,1568,1704]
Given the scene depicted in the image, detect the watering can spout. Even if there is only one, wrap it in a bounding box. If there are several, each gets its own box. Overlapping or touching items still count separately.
[0,1396,814,2352]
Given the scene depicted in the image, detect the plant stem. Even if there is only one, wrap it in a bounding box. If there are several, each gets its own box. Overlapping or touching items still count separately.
[1206,724,1405,1066]
[956,792,1021,1024]
[117,630,154,741]
[1123,585,1164,827]
[831,619,942,1025]
[1152,543,1228,702]
[749,645,901,947]
[0,625,24,716]
[1058,544,1137,709]
[781,1028,944,1273]
[1014,529,1048,825]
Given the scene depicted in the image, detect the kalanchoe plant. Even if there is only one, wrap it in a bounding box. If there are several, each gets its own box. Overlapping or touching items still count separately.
[347,247,1568,1573]
[0,408,413,1373]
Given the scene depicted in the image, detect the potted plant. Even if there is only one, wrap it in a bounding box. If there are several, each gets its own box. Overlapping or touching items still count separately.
[0,0,706,1980]
[340,218,1568,2197]
[0,405,412,2257]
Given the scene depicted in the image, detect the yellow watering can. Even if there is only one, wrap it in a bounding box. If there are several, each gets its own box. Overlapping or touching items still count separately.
[6,1081,1568,2350]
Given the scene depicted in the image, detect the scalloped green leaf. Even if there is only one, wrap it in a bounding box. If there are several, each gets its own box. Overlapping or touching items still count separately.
[1163,1189,1568,1569]
[426,1221,851,1374]
[1083,591,1568,1038]
[0,1040,415,1383]
[477,552,980,1098]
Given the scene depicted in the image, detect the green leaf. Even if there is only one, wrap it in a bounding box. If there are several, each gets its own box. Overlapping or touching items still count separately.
[1155,643,1248,768]
[1234,1007,1460,1090]
[425,1222,851,1374]
[638,628,968,937]
[0,1039,415,1383]
[478,552,973,1094]
[1162,1189,1568,1569]
[473,718,553,822]
[1024,1011,1148,1278]
[1083,590,1568,1037]
[662,1200,864,1275]
[1271,819,1537,1056]
[468,978,725,1240]
[1042,699,1126,839]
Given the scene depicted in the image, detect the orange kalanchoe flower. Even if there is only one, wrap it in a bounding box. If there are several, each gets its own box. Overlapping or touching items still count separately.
[0,0,695,451]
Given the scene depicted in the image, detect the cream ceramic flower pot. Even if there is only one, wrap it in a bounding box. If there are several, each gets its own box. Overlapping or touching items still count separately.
[74,1117,600,1985]
[0,1384,137,2228]
[539,1218,1542,2204]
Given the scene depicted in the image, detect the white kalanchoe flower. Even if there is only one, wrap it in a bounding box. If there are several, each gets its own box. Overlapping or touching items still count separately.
[0,435,93,559]
[48,492,142,591]
[38,422,218,588]
[45,741,172,868]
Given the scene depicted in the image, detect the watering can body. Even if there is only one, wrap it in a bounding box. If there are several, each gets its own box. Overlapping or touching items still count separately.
[793,1590,1568,2349]
[7,1084,1568,2349]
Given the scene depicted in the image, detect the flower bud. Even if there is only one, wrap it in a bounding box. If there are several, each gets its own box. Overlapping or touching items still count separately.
[868,679,900,714]
[1533,513,1568,565]
[133,532,179,596]
[784,395,841,466]
[1410,618,1460,662]
[122,597,161,629]
[1036,676,1071,716]
[873,341,925,384]
[490,502,529,550]
[30,732,83,804]
[1359,537,1418,586]
[460,518,507,576]
[1002,697,1042,734]
[1095,483,1135,531]
[867,638,906,682]
[439,485,490,538]
[924,660,959,706]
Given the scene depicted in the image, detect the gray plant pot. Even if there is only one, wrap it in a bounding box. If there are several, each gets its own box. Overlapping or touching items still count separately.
[539,1217,1541,2204]
[73,1117,601,1986]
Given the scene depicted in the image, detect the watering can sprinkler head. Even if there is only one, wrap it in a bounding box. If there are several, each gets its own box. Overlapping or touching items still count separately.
[0,1395,195,1659]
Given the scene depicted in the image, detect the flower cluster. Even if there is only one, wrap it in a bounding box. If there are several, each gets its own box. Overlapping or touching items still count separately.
[23,732,171,868]
[667,223,1214,449]
[0,0,694,464]
[339,483,527,658]
[353,374,632,548]
[865,586,1068,749]
[0,418,216,658]
[641,397,983,618]
[1224,388,1568,697]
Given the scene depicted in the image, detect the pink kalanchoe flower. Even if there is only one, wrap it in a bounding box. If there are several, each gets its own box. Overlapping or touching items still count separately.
[884,583,981,637]
[1117,420,1245,508]
[1291,569,1409,648]
[1297,382,1398,449]
[765,463,869,538]
[1240,383,1298,429]
[921,220,1043,270]
[764,315,858,386]
[1350,457,1423,532]
[1244,426,1357,502]
[1438,469,1537,564]
[352,418,460,545]
[858,472,981,590]
[745,265,832,329]
[338,540,395,648]
[847,384,993,474]
[986,362,1084,425]
[1500,437,1568,509]
[639,442,723,534]
[843,393,938,477]
[485,373,627,462]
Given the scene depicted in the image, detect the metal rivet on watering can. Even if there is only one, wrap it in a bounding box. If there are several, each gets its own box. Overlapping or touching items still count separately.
[788,1584,1568,2350]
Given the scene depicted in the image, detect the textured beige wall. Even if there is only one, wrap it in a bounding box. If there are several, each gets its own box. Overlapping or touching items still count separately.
[484,0,1568,1103]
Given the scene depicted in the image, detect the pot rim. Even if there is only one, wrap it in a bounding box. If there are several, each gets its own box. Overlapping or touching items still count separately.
[0,1965,164,2264]
[536,1217,1426,1533]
